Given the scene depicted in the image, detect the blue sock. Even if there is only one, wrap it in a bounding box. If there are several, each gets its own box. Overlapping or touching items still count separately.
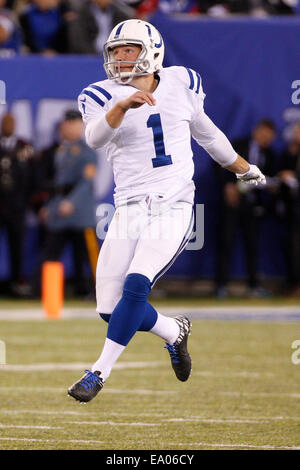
[100,302,158,332]
[104,273,156,346]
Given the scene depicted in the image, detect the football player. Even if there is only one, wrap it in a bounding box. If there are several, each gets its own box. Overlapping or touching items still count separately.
[68,19,266,403]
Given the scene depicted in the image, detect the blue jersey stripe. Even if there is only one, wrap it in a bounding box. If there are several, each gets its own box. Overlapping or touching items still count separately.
[195,73,201,94]
[89,85,112,101]
[82,89,105,107]
[186,68,194,91]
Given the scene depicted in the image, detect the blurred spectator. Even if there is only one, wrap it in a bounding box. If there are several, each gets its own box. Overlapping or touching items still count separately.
[123,0,146,6]
[19,0,73,54]
[122,0,247,15]
[276,122,300,294]
[0,113,34,296]
[215,119,277,298]
[139,0,299,15]
[126,0,158,17]
[249,0,298,15]
[0,0,22,54]
[4,0,23,10]
[38,110,97,296]
[28,123,62,292]
[66,0,134,54]
[159,0,200,13]
[195,0,297,15]
[141,0,248,15]
[212,0,251,14]
[30,135,57,214]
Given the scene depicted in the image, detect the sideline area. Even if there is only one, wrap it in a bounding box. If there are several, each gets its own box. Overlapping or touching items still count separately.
[1,304,300,321]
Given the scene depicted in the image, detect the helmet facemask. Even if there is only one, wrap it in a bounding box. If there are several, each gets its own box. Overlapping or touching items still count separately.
[103,39,150,85]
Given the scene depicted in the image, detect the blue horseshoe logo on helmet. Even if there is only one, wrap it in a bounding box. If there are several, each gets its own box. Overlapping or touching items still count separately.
[145,25,162,49]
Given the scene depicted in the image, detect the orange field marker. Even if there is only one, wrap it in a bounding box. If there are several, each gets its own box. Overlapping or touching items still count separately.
[42,261,64,319]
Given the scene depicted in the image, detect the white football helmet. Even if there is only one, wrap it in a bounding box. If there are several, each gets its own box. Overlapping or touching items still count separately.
[103,19,165,84]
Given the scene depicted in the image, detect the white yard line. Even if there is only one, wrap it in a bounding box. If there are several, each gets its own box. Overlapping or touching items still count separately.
[0,409,91,416]
[67,421,160,427]
[104,388,175,395]
[167,418,269,424]
[0,386,175,395]
[1,409,300,422]
[192,415,300,421]
[1,306,300,321]
[175,442,300,450]
[1,436,299,449]
[217,391,300,398]
[193,371,275,378]
[0,437,104,444]
[0,424,61,429]
[0,409,170,418]
[0,386,66,392]
[0,361,164,372]
[0,384,298,397]
[0,362,276,379]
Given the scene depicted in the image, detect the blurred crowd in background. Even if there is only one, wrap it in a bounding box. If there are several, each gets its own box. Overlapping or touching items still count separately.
[0,0,300,300]
[1,0,300,56]
[0,109,99,298]
[1,110,300,298]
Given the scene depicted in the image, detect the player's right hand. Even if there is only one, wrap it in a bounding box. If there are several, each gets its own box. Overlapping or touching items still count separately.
[119,91,156,111]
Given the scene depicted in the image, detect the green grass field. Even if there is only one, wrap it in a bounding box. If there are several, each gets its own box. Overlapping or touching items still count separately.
[2,295,300,309]
[0,307,300,450]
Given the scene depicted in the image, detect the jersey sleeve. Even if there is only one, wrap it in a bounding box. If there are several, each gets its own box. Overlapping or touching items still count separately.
[78,83,118,149]
[78,83,112,125]
[174,66,206,112]
[184,67,206,104]
[183,69,237,167]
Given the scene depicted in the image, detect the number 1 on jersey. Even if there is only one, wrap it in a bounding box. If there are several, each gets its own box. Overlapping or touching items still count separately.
[147,114,173,168]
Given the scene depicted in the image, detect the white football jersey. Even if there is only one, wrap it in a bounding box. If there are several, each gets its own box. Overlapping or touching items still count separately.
[78,66,206,207]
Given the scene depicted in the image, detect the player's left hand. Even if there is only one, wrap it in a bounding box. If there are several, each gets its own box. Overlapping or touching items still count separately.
[236,164,266,186]
[58,200,75,217]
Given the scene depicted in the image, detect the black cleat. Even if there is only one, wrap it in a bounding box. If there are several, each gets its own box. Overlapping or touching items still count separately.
[164,316,192,382]
[68,370,104,403]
